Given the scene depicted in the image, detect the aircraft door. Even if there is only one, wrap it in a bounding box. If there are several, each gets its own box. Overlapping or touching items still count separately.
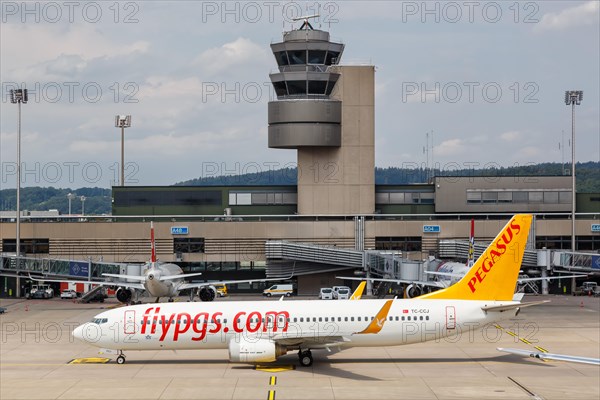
[124,310,136,334]
[445,306,456,330]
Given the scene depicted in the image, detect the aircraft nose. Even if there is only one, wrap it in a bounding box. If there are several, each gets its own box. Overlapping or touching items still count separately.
[72,322,101,344]
[72,324,85,342]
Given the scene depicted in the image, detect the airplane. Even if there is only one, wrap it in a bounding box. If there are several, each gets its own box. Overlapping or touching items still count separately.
[73,214,549,367]
[32,222,289,304]
[340,218,586,297]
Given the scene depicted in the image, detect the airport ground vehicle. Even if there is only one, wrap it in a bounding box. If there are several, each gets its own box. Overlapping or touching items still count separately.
[215,284,228,297]
[332,286,351,299]
[262,284,293,297]
[60,290,79,299]
[574,282,598,296]
[319,287,334,300]
[27,284,54,299]
[335,287,351,299]
[0,307,5,314]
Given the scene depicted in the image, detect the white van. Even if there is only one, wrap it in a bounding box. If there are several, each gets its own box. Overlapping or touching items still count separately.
[335,287,351,300]
[263,284,294,297]
[319,288,334,300]
[332,286,351,299]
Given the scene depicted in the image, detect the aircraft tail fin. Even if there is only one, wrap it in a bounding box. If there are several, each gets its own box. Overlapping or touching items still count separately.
[419,214,532,301]
[350,281,367,300]
[150,221,156,265]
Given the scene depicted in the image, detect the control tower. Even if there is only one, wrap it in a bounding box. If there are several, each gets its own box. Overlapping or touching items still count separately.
[268,17,375,214]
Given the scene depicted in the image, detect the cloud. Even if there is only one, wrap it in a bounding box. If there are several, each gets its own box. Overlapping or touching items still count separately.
[192,37,270,75]
[499,131,521,142]
[535,1,599,32]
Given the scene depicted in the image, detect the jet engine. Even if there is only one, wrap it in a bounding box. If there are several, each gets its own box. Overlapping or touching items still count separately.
[228,338,288,363]
[405,284,422,298]
[198,286,216,302]
[116,287,133,303]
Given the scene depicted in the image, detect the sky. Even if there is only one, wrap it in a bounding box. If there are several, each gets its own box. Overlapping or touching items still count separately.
[1,0,598,189]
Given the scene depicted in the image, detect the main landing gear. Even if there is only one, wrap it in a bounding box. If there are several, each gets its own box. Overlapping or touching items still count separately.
[116,351,126,365]
[298,349,313,367]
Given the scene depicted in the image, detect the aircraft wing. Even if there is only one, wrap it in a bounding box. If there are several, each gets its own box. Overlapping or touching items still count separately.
[336,276,446,289]
[160,272,204,281]
[425,271,463,278]
[498,348,600,366]
[103,273,147,282]
[481,300,549,313]
[28,274,145,290]
[178,276,291,291]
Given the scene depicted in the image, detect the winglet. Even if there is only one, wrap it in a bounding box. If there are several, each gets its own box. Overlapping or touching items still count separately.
[350,281,367,300]
[354,299,394,334]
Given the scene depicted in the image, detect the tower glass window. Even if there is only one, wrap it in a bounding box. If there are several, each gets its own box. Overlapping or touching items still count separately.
[308,50,326,64]
[275,51,289,66]
[288,50,306,65]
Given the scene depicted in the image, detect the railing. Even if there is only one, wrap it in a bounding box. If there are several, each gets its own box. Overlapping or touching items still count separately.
[1,212,598,224]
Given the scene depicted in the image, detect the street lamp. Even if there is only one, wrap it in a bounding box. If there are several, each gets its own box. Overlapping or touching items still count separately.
[80,196,86,216]
[565,90,583,294]
[9,88,28,266]
[114,115,132,186]
[564,90,583,252]
[67,192,76,216]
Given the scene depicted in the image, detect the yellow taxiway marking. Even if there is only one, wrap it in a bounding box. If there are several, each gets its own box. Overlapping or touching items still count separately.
[267,390,276,400]
[254,364,295,372]
[495,324,551,361]
[68,357,111,364]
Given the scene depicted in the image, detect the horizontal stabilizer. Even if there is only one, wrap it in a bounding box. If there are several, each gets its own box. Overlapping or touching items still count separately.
[498,348,600,366]
[481,300,549,313]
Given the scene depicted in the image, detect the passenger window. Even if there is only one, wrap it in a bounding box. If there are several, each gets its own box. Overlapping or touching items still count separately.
[351,317,354,322]
[401,316,405,321]
[324,317,328,322]
[300,317,304,322]
[420,316,423,321]
[318,317,322,322]
[344,317,348,322]
[426,316,429,321]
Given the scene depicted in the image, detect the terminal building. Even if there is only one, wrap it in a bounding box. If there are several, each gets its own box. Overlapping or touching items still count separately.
[1,22,599,297]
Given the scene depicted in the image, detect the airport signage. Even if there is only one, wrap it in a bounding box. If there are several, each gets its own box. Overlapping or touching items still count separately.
[592,256,600,270]
[69,261,89,277]
[591,224,600,233]
[171,226,189,235]
[423,225,441,233]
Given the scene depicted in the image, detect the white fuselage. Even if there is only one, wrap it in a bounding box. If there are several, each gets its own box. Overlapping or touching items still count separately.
[74,299,518,352]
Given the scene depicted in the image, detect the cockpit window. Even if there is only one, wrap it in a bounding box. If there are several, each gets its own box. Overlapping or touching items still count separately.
[91,318,108,324]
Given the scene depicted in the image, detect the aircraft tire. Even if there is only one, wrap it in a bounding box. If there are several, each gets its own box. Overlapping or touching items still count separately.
[116,355,126,365]
[299,350,313,367]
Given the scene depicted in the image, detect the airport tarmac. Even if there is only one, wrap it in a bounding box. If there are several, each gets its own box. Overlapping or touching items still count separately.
[0,294,598,400]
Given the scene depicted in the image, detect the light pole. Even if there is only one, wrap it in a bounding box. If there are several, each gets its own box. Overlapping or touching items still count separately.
[565,90,583,293]
[9,88,28,269]
[67,192,76,215]
[114,115,132,186]
[80,196,86,216]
